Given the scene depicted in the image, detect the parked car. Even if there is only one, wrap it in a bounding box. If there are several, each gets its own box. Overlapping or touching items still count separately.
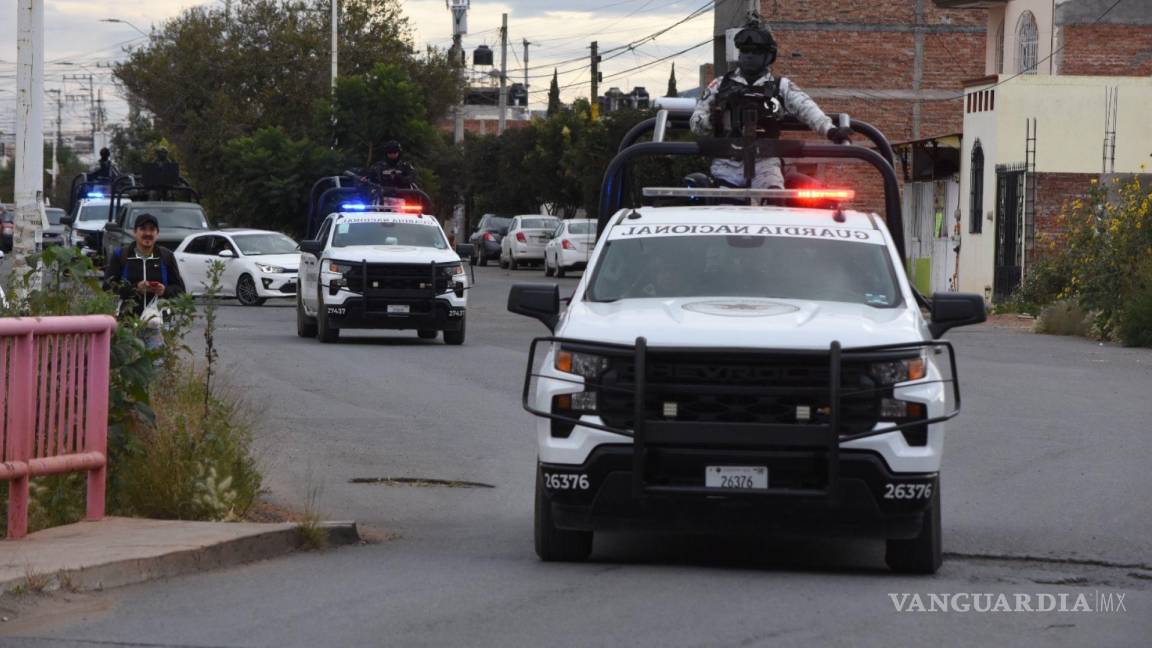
[467,214,511,267]
[500,215,560,270]
[101,201,212,261]
[42,208,68,247]
[174,229,300,306]
[543,218,596,278]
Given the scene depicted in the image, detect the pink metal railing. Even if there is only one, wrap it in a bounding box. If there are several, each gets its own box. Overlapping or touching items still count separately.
[1,315,115,539]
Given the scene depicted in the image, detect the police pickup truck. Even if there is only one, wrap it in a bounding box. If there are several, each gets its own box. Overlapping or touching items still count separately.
[508,112,985,574]
[296,201,469,344]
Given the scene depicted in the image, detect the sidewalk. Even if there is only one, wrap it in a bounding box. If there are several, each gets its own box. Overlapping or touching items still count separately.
[0,517,359,594]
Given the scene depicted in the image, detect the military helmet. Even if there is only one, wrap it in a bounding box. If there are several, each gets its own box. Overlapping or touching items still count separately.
[733,23,778,64]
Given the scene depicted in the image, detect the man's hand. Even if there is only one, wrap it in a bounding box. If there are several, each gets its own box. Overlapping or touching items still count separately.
[147,281,165,296]
[826,126,853,144]
[136,280,151,295]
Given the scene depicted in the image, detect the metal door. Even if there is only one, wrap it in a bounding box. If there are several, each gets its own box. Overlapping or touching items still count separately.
[994,166,1025,301]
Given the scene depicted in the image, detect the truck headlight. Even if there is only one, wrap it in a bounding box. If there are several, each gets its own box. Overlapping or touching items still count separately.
[441,264,465,277]
[869,355,926,385]
[255,262,286,273]
[327,262,353,274]
[555,350,610,379]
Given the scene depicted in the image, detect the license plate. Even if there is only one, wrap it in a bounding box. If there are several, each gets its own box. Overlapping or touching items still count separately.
[387,304,410,314]
[705,466,768,490]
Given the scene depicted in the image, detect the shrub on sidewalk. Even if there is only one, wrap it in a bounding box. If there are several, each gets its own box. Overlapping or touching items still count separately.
[1034,300,1092,337]
[1117,265,1152,348]
[117,366,261,520]
[1,247,264,534]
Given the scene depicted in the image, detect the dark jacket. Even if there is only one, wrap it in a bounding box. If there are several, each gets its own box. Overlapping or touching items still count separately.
[102,244,186,316]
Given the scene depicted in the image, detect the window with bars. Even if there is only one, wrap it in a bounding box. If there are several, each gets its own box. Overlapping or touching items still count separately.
[995,19,1005,74]
[1016,11,1039,74]
[970,142,985,234]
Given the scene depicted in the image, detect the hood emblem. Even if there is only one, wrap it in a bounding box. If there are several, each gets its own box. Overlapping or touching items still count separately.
[682,299,799,318]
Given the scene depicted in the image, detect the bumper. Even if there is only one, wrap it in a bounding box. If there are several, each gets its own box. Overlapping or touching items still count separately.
[556,249,591,270]
[512,243,546,260]
[540,447,936,539]
[325,296,465,330]
[481,241,502,258]
[258,273,298,297]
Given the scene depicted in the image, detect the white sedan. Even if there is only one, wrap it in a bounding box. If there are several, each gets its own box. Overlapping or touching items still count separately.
[543,218,596,278]
[500,215,559,270]
[174,229,299,306]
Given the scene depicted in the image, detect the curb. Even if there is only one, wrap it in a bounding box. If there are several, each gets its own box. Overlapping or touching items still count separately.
[1,521,360,595]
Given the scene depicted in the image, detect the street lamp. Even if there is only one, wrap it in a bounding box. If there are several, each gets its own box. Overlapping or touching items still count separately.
[100,18,149,38]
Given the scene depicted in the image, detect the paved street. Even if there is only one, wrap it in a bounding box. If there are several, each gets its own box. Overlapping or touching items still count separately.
[3,265,1151,646]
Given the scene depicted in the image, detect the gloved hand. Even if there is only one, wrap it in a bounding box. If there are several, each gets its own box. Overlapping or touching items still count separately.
[826,126,853,144]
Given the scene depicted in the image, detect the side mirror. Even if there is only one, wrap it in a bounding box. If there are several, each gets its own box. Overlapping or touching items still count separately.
[218,249,235,258]
[61,215,75,227]
[455,243,475,259]
[299,240,324,256]
[508,283,561,331]
[929,292,986,338]
[103,222,117,231]
[453,281,466,299]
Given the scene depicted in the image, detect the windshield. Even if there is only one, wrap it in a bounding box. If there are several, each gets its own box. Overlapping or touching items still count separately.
[587,235,902,308]
[483,216,511,232]
[45,209,66,225]
[332,221,447,249]
[232,233,299,256]
[567,221,595,235]
[131,207,208,230]
[77,204,111,222]
[519,218,558,230]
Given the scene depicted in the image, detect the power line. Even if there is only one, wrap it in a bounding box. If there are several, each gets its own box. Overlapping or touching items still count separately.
[529,37,710,96]
[507,0,718,75]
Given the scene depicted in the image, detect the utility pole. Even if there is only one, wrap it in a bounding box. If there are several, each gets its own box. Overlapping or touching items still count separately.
[14,0,46,292]
[497,13,508,135]
[590,41,601,120]
[47,88,61,198]
[330,0,338,96]
[522,38,531,90]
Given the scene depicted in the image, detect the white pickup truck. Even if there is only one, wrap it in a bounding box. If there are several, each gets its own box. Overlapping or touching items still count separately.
[296,203,470,344]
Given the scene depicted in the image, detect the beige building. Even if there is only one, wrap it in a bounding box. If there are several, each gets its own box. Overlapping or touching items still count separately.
[937,0,1152,299]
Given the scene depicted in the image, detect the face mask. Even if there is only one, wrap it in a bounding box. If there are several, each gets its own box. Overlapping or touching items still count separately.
[738,52,769,78]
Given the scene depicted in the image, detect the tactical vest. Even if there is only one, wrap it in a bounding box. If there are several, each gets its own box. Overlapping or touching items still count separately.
[712,73,783,139]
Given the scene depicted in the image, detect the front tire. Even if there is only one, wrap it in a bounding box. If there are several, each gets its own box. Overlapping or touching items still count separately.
[509,253,519,271]
[443,316,466,345]
[544,254,555,277]
[534,470,593,562]
[316,290,340,344]
[556,264,567,278]
[479,248,489,266]
[417,329,438,340]
[885,482,943,574]
[296,291,317,338]
[236,274,266,306]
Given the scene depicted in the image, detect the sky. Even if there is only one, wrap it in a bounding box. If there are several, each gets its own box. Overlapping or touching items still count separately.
[0,0,716,141]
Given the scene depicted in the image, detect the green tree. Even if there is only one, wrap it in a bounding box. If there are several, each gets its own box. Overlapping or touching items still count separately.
[666,63,678,97]
[547,69,561,117]
[216,128,342,235]
[331,64,434,167]
[113,0,458,224]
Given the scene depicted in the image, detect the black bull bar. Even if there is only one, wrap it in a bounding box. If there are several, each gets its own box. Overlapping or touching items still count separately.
[522,337,960,500]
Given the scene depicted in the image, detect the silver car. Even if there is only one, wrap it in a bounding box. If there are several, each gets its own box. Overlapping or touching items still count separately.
[500,215,559,270]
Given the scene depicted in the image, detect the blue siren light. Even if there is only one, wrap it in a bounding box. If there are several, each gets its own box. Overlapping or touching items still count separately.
[86,191,106,198]
[341,202,368,211]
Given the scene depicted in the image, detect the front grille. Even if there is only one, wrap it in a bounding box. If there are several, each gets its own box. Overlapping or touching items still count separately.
[345,263,449,295]
[597,352,881,436]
